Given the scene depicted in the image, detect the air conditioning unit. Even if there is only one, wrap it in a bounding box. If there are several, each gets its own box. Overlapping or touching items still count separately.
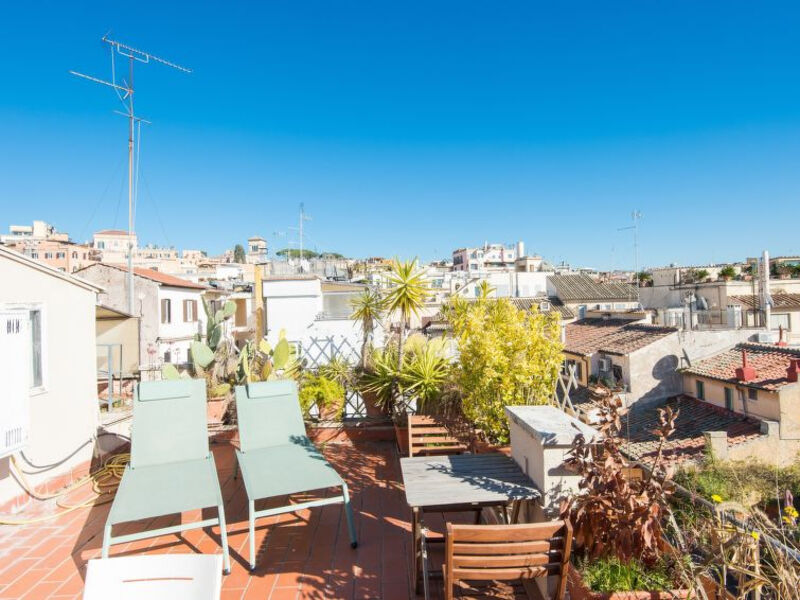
[0,309,30,458]
[757,331,777,344]
[598,357,612,372]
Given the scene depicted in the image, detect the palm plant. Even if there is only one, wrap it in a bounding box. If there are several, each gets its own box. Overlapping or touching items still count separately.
[360,347,400,411]
[382,258,430,394]
[349,288,384,368]
[401,338,451,409]
[476,280,495,299]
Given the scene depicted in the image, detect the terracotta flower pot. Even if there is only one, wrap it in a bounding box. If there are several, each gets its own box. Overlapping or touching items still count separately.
[362,390,388,418]
[207,395,230,424]
[394,422,409,455]
[318,397,345,421]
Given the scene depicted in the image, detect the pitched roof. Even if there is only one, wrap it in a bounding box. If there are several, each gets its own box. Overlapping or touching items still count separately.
[682,342,800,391]
[622,395,763,466]
[76,263,207,290]
[94,229,131,236]
[0,246,101,293]
[548,274,638,302]
[564,318,677,356]
[321,282,367,293]
[507,296,575,319]
[729,293,800,310]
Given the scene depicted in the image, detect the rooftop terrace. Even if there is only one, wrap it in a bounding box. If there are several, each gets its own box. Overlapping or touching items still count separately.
[0,439,528,600]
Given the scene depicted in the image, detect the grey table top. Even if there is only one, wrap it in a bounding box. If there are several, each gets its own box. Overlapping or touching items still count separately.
[400,453,541,509]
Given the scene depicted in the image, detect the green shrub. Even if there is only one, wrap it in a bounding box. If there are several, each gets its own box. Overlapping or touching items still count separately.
[580,557,674,593]
[444,297,562,443]
[298,373,345,419]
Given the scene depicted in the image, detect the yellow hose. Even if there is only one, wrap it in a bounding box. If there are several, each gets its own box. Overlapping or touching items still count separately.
[0,453,129,525]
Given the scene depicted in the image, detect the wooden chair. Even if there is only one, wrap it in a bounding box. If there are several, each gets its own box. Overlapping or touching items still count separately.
[442,520,573,600]
[408,415,468,457]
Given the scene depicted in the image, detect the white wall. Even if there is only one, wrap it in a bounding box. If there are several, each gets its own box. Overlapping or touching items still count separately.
[157,286,206,364]
[0,256,98,507]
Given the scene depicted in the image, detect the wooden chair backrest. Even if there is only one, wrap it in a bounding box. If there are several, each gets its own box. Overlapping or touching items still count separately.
[407,415,467,457]
[445,520,573,600]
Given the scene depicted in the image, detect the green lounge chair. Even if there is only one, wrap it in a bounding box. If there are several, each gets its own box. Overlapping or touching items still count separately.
[235,380,357,571]
[102,379,231,574]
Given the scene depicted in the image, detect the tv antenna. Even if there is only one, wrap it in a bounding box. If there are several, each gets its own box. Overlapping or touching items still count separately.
[288,203,312,272]
[71,35,191,314]
[618,210,643,301]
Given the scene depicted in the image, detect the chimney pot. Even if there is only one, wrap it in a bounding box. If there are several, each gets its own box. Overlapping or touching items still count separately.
[735,348,758,382]
[787,358,800,383]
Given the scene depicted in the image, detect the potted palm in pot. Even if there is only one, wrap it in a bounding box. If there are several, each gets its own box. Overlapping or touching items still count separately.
[349,288,387,417]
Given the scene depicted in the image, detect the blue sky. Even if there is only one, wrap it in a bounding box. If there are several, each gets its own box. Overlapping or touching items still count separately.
[0,1,798,268]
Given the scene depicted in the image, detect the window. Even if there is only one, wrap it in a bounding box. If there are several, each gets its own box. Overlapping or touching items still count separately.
[183,299,198,322]
[770,313,790,330]
[696,380,705,400]
[578,305,587,319]
[44,252,52,259]
[97,241,105,249]
[56,252,65,259]
[748,388,758,401]
[30,309,43,389]
[724,387,734,411]
[161,299,172,324]
[72,252,78,259]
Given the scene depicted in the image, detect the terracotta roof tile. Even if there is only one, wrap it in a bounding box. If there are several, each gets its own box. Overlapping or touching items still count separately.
[564,318,677,356]
[729,293,800,310]
[622,395,764,466]
[683,342,800,391]
[548,274,638,302]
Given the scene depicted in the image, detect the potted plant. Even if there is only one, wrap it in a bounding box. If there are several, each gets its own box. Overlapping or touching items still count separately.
[360,346,408,450]
[719,266,736,281]
[350,287,388,417]
[561,396,690,599]
[299,372,345,421]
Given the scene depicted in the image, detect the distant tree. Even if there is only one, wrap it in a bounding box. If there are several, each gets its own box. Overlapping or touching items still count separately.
[691,269,710,282]
[719,265,737,280]
[233,244,246,263]
[636,271,652,285]
[276,248,319,259]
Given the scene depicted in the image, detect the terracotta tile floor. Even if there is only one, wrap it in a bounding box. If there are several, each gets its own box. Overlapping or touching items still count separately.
[0,441,528,600]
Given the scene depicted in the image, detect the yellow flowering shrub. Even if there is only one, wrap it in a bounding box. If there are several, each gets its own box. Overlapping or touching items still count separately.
[445,297,563,443]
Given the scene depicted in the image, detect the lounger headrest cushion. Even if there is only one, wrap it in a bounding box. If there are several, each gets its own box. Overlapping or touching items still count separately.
[245,380,297,399]
[137,380,194,402]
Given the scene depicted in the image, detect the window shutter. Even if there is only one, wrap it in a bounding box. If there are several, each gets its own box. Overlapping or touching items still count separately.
[191,300,198,322]
[183,299,188,322]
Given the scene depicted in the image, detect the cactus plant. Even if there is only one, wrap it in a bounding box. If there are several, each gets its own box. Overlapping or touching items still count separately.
[237,330,303,384]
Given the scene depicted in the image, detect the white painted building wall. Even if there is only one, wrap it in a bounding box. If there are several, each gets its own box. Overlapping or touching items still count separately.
[157,286,206,364]
[262,278,384,363]
[0,250,99,508]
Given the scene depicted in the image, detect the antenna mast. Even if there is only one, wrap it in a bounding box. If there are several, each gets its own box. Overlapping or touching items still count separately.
[618,210,643,302]
[71,35,191,314]
[288,204,312,272]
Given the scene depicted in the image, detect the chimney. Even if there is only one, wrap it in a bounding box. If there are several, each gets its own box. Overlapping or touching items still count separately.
[777,325,789,347]
[787,358,800,383]
[735,348,758,382]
